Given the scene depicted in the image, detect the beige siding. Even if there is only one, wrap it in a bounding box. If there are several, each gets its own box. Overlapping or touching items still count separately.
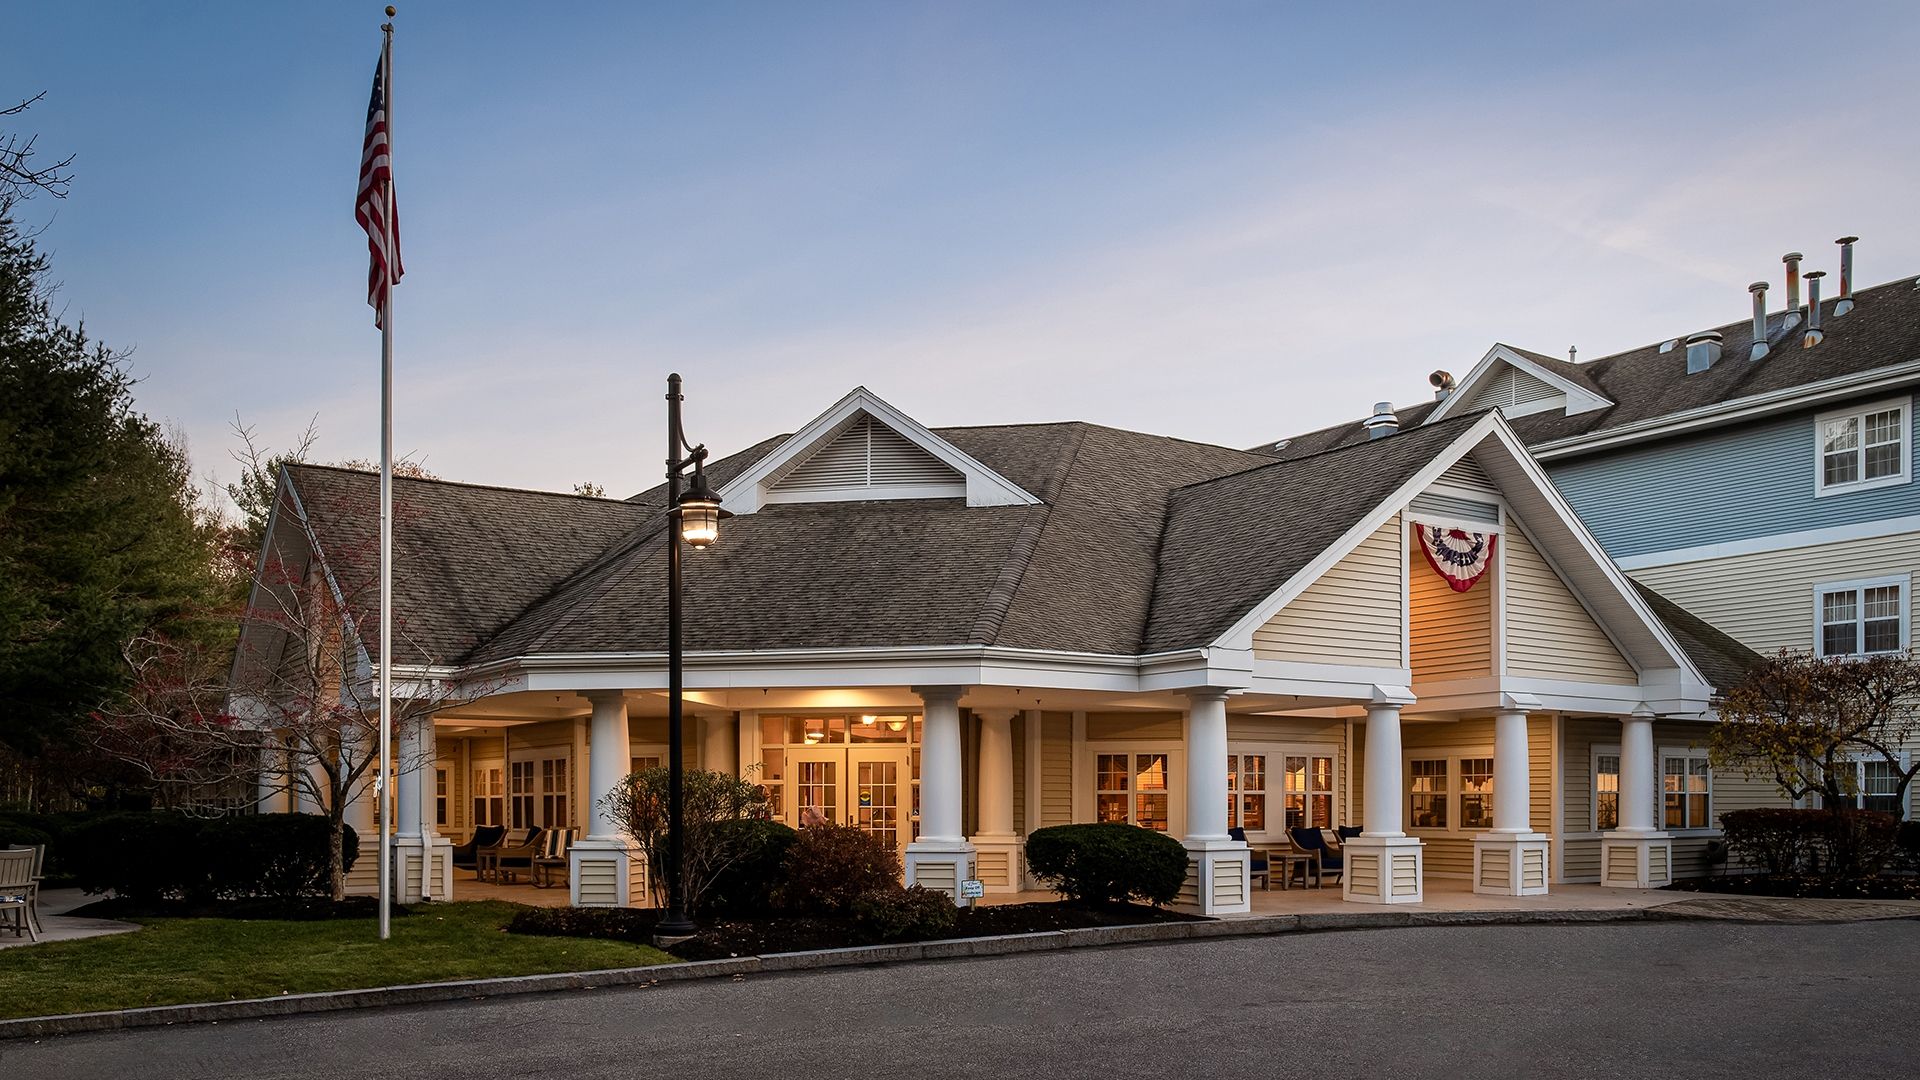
[1439,456,1496,492]
[1011,714,1027,834]
[1085,712,1182,741]
[1039,711,1073,827]
[1529,715,1553,835]
[1255,514,1403,668]
[1505,526,1636,683]
[1411,537,1493,681]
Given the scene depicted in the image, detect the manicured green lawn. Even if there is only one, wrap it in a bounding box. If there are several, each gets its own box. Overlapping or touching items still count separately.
[0,901,675,1020]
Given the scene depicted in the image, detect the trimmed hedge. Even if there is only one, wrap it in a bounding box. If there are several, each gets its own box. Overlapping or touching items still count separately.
[704,818,798,915]
[1721,807,1899,880]
[1025,823,1189,906]
[774,822,902,915]
[849,885,957,942]
[64,811,357,902]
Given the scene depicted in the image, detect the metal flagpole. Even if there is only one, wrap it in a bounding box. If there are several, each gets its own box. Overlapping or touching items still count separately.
[376,9,396,943]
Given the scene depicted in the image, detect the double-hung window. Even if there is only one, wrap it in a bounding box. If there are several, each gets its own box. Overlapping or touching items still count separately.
[1409,759,1449,829]
[1662,749,1712,830]
[1227,754,1266,832]
[1593,751,1620,831]
[1095,752,1172,832]
[1818,759,1910,817]
[1408,754,1496,833]
[1814,576,1908,657]
[471,766,503,828]
[1816,398,1909,495]
[434,767,449,828]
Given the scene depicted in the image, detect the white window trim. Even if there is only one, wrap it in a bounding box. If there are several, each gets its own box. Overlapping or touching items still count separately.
[1814,754,1913,816]
[1402,747,1496,836]
[1659,744,1716,834]
[1079,742,1185,837]
[1812,573,1911,658]
[1813,396,1911,497]
[1591,743,1622,834]
[1229,742,1340,841]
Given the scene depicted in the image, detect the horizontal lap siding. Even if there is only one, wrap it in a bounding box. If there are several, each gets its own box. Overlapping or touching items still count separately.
[1504,526,1636,683]
[1403,719,1493,877]
[1530,716,1553,834]
[1561,718,1611,881]
[1254,515,1403,668]
[1040,712,1073,827]
[1012,714,1026,833]
[1086,712,1182,741]
[1411,540,1492,681]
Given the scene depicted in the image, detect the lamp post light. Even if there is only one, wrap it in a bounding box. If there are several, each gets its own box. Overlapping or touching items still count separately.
[658,373,730,942]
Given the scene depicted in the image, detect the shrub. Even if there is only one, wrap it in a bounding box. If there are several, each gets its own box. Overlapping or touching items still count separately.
[704,818,798,915]
[1721,807,1899,880]
[601,767,771,914]
[1896,820,1920,874]
[850,885,957,942]
[507,904,657,946]
[774,823,902,915]
[62,811,353,902]
[1025,823,1189,906]
[1815,808,1898,879]
[1721,808,1814,876]
[202,814,359,899]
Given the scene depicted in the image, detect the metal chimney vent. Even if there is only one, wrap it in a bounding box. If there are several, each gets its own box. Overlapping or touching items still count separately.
[1685,331,1723,374]
[1363,402,1399,439]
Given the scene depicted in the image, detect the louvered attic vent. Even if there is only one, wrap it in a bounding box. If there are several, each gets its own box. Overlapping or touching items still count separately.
[769,414,965,498]
[1464,365,1564,416]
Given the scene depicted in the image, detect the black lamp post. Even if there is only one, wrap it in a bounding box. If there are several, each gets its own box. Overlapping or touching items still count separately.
[659,373,729,940]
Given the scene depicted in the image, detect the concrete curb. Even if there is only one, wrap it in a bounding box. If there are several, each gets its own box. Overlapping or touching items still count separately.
[0,905,1670,1041]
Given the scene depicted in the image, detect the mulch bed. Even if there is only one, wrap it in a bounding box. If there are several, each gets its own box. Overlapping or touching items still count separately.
[1666,875,1920,901]
[508,901,1199,962]
[66,896,412,921]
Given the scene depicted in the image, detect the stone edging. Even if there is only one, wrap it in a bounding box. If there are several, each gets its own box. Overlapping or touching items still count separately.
[0,905,1666,1042]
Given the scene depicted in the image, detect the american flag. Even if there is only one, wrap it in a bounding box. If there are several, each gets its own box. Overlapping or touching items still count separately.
[355,47,401,328]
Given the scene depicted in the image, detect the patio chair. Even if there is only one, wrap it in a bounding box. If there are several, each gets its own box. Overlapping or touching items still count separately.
[532,828,575,888]
[477,827,533,883]
[452,825,506,873]
[1336,825,1363,843]
[0,847,35,943]
[490,826,545,885]
[1289,827,1343,886]
[1230,828,1270,891]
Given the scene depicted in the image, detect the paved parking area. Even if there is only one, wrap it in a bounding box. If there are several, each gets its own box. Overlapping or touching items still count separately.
[5,920,1914,1079]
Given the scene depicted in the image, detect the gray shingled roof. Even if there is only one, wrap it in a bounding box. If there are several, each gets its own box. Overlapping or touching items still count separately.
[1262,274,1920,459]
[1629,581,1765,692]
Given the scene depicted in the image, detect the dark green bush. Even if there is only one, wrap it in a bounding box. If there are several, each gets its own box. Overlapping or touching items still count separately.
[202,814,359,899]
[64,811,355,901]
[1025,823,1189,906]
[1721,807,1898,879]
[1721,808,1813,875]
[774,823,902,915]
[704,818,798,915]
[507,904,656,945]
[850,885,957,942]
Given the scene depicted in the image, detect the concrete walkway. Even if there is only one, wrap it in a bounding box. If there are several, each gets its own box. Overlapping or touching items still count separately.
[0,888,140,950]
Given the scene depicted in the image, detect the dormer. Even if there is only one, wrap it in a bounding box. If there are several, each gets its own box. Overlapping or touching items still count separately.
[1426,344,1612,425]
[721,387,1040,514]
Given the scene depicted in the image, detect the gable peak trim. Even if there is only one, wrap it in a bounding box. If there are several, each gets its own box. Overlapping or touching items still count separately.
[1428,345,1612,424]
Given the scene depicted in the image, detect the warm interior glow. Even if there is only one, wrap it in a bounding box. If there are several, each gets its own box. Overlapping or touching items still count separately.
[859,715,876,725]
[679,500,722,548]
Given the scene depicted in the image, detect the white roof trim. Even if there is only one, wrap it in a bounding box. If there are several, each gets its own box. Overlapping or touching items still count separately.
[1427,344,1612,424]
[720,386,1041,513]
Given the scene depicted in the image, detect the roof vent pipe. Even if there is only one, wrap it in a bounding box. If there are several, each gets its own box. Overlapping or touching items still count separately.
[1782,252,1804,327]
[1685,331,1723,374]
[1835,236,1858,316]
[1364,402,1398,439]
[1749,281,1770,361]
[1803,271,1826,348]
[1428,370,1455,402]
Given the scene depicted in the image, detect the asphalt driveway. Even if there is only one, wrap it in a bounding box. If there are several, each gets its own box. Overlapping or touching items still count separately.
[4,920,1915,1079]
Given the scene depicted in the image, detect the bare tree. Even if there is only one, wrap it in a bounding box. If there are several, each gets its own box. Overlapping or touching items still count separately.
[2,92,75,203]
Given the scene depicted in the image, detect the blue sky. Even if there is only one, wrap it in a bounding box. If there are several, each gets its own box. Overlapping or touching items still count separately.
[12,1,1920,500]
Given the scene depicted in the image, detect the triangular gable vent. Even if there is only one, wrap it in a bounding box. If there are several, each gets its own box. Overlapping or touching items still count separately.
[1464,365,1564,414]
[768,414,964,499]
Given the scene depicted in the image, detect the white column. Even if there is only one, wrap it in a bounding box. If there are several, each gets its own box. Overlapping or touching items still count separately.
[1474,703,1551,896]
[1601,707,1672,888]
[397,716,424,839]
[969,709,1022,894]
[256,742,285,813]
[699,712,737,775]
[905,686,975,904]
[340,725,378,897]
[394,714,451,902]
[1344,688,1424,904]
[572,691,642,906]
[1177,689,1249,915]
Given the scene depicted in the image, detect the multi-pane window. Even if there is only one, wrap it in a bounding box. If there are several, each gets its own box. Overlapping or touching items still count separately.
[1409,759,1448,829]
[470,766,503,828]
[539,756,570,827]
[1279,754,1336,830]
[1227,754,1266,831]
[1820,760,1910,816]
[1663,752,1711,830]
[1594,753,1620,831]
[1459,758,1494,829]
[1817,401,1907,494]
[1816,578,1906,657]
[434,767,449,828]
[509,760,536,829]
[1095,752,1171,831]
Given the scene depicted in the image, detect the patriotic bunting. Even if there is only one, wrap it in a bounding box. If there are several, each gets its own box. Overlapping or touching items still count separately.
[1413,520,1497,593]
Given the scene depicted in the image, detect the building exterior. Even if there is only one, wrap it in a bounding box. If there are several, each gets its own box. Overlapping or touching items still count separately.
[246,385,1751,914]
[1269,241,1919,831]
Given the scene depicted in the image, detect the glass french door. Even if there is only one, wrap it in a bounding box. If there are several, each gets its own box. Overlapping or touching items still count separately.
[850,749,907,858]
[785,747,911,861]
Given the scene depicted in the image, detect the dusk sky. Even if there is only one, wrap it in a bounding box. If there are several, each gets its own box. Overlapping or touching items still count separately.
[13,1,1920,502]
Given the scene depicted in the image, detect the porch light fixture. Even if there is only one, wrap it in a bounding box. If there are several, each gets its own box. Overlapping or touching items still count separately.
[675,469,729,549]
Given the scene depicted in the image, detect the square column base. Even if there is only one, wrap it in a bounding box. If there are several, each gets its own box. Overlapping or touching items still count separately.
[968,835,1025,895]
[1342,835,1424,904]
[393,836,456,902]
[342,835,381,897]
[1473,832,1551,896]
[570,837,646,907]
[1600,831,1673,888]
[1178,838,1252,916]
[905,839,976,907]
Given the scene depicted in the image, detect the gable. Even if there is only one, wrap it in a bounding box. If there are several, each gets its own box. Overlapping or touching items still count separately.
[1254,513,1403,668]
[1428,345,1613,426]
[1502,520,1638,683]
[1463,364,1565,417]
[767,414,964,500]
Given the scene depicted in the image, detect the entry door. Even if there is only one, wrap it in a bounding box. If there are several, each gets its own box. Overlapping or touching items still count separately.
[786,749,842,830]
[848,748,910,861]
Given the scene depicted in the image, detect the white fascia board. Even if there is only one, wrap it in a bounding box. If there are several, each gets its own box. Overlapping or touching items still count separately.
[1253,659,1414,688]
[1614,515,1920,571]
[1409,675,1698,717]
[1427,345,1612,424]
[1213,412,1505,652]
[718,386,1040,514]
[1531,358,1920,461]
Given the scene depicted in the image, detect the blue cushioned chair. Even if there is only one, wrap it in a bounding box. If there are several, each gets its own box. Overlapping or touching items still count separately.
[1288,826,1343,886]
[1336,825,1363,843]
[1230,827,1270,890]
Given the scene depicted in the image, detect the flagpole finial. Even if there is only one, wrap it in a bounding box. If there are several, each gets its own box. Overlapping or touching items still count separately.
[386,5,397,15]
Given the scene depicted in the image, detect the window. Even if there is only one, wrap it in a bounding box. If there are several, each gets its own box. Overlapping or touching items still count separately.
[1459,758,1494,829]
[1662,750,1712,830]
[1816,399,1909,496]
[1278,754,1336,830]
[434,768,448,828]
[1227,754,1266,831]
[470,766,502,828]
[1594,752,1620,831]
[1095,752,1171,831]
[1819,759,1911,816]
[509,760,535,828]
[539,756,570,827]
[1409,759,1448,829]
[1814,576,1908,657]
